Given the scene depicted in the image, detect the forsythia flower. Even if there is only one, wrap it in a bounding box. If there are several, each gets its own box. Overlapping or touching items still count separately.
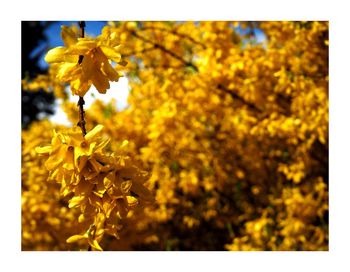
[45,25,127,96]
[36,125,153,250]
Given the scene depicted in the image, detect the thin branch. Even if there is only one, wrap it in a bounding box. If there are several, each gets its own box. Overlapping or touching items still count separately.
[129,30,198,72]
[123,45,157,57]
[217,83,263,113]
[77,96,87,136]
[140,25,206,49]
[77,21,87,136]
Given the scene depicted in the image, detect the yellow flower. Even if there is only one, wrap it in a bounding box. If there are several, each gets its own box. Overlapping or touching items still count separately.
[45,25,127,96]
[36,125,110,186]
[66,218,104,251]
[36,124,153,250]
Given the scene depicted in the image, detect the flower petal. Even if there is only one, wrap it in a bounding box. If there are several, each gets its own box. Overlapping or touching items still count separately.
[45,47,67,63]
[100,45,121,62]
[61,26,78,47]
[126,196,138,207]
[88,239,103,251]
[68,195,86,208]
[121,180,132,194]
[57,63,80,81]
[91,69,110,93]
[101,61,120,81]
[45,155,63,171]
[67,40,96,55]
[66,234,87,243]
[85,125,104,142]
[35,146,52,154]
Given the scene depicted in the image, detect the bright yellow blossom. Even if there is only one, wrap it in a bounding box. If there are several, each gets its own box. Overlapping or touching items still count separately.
[36,124,153,250]
[45,25,127,96]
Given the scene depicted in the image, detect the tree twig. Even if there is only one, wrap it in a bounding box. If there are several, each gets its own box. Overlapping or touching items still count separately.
[129,30,198,72]
[140,25,206,49]
[77,21,87,136]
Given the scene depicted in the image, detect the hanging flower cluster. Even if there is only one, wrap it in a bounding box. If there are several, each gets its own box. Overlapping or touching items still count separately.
[36,125,153,250]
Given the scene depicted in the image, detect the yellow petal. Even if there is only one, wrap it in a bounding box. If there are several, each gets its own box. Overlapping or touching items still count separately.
[68,40,96,55]
[100,45,121,62]
[76,155,88,172]
[70,78,92,97]
[88,239,103,251]
[126,196,138,207]
[91,70,110,93]
[120,140,129,150]
[61,26,78,47]
[95,138,110,152]
[88,141,97,155]
[45,47,67,63]
[68,195,86,208]
[35,146,52,154]
[93,191,104,198]
[66,234,87,243]
[85,125,104,142]
[81,54,95,79]
[89,159,104,173]
[101,61,119,81]
[121,180,132,194]
[57,63,80,81]
[78,214,86,223]
[96,178,107,195]
[103,172,115,189]
[45,156,63,171]
[62,147,75,170]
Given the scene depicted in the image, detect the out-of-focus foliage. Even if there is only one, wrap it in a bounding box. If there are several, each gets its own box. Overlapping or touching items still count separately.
[21,21,55,128]
[22,21,328,251]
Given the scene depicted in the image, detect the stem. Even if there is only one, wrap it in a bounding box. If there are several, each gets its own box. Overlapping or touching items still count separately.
[77,21,87,136]
[77,96,87,136]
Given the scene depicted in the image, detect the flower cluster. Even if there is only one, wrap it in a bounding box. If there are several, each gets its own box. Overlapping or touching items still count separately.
[36,125,153,250]
[45,25,127,96]
[22,120,80,250]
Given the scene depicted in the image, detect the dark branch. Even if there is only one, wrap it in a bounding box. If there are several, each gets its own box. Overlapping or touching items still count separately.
[217,83,262,113]
[130,30,198,72]
[77,96,87,136]
[140,25,206,49]
[77,21,87,136]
